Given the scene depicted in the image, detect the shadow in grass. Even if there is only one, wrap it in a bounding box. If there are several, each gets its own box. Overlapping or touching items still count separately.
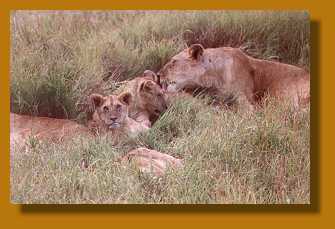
[20,20,320,214]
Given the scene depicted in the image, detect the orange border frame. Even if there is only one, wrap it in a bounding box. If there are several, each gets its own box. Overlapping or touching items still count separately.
[1,1,334,228]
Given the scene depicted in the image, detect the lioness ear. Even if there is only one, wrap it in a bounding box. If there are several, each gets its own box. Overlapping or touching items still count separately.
[89,93,105,108]
[188,44,204,60]
[139,80,155,93]
[118,92,132,105]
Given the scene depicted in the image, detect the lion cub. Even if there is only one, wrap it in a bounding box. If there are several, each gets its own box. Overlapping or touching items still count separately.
[89,92,149,139]
[122,70,168,128]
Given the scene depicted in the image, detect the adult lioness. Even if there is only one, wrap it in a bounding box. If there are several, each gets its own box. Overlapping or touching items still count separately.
[11,92,147,150]
[121,70,168,127]
[10,113,91,149]
[158,44,310,109]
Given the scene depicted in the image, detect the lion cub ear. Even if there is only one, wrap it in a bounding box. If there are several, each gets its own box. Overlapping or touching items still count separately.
[143,70,161,86]
[139,80,155,93]
[118,92,132,105]
[188,44,204,60]
[89,93,105,108]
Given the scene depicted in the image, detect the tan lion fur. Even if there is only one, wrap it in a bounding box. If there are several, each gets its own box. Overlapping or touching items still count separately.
[158,44,310,110]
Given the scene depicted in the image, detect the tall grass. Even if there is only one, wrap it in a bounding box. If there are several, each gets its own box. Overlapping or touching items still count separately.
[10,10,309,119]
[11,97,310,204]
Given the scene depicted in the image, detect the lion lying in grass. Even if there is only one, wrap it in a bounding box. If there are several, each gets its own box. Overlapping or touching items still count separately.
[11,92,148,149]
[10,112,90,149]
[121,147,183,177]
[158,44,310,110]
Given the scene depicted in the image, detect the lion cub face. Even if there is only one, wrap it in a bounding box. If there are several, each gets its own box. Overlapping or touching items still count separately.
[138,77,168,116]
[158,44,207,93]
[90,93,132,129]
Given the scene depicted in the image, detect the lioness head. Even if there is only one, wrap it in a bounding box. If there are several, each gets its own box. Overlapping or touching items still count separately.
[138,70,168,116]
[90,92,132,129]
[158,44,206,92]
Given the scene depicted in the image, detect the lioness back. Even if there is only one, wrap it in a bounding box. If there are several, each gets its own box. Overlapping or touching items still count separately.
[248,57,310,106]
[10,113,90,149]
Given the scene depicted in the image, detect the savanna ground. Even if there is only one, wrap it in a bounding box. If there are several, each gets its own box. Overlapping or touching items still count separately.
[10,10,310,204]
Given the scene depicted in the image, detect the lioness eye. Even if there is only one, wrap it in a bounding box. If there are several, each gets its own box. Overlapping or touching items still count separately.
[103,106,109,112]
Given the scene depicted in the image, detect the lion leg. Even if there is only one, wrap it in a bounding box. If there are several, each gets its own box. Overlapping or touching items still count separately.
[237,94,254,112]
[235,87,255,112]
[134,113,152,128]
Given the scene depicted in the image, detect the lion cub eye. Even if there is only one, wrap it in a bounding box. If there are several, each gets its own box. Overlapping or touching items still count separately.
[162,81,168,90]
[103,106,109,112]
[116,104,122,112]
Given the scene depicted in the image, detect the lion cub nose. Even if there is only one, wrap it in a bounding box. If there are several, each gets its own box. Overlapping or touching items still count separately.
[110,117,118,122]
